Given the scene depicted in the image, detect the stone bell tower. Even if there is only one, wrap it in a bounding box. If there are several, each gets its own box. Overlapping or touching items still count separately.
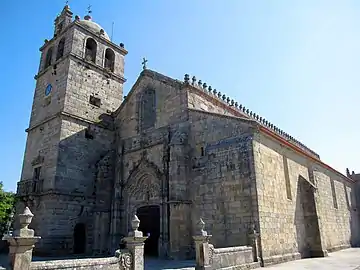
[17,4,127,255]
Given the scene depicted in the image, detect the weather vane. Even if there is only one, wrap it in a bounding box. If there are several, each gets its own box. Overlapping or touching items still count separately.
[87,4,92,14]
[65,0,69,5]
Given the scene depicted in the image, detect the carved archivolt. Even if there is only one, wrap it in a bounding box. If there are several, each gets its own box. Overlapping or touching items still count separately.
[123,159,162,201]
[125,172,160,201]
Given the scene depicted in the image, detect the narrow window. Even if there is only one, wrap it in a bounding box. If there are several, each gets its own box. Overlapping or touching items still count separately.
[344,183,351,210]
[44,47,53,69]
[85,38,97,63]
[200,147,205,156]
[140,89,156,131]
[330,179,338,209]
[282,155,292,200]
[56,37,66,60]
[104,48,115,72]
[89,95,101,107]
[57,22,64,35]
[33,166,41,181]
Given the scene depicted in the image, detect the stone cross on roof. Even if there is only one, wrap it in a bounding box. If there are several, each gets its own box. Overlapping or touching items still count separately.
[142,57,148,70]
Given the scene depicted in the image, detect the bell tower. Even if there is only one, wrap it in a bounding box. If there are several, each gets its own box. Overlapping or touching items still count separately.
[17,4,127,255]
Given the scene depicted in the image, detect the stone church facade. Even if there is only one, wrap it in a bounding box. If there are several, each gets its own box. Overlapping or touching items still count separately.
[16,4,360,265]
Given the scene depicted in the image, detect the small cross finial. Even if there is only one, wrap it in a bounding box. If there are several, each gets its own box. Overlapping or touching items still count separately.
[142,57,148,70]
[65,0,69,5]
[87,4,92,14]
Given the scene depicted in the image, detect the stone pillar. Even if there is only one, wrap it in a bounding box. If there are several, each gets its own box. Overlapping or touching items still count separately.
[2,207,41,270]
[248,224,260,263]
[116,215,148,270]
[192,219,212,270]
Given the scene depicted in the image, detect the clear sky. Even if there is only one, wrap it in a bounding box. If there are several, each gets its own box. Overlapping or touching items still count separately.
[0,0,359,192]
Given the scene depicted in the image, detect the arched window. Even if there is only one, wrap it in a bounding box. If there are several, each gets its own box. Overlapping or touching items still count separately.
[85,38,97,63]
[56,37,66,60]
[104,48,115,72]
[44,47,53,69]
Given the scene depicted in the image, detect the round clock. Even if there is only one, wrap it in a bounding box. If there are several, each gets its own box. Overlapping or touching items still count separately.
[45,84,52,96]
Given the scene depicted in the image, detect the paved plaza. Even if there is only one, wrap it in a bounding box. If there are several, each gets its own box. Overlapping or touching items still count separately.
[264,248,360,270]
[1,248,360,269]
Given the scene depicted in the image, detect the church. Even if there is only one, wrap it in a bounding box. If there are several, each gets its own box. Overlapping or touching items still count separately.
[16,4,360,265]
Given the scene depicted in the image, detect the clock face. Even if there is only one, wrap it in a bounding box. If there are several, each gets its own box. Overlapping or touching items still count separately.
[45,84,52,96]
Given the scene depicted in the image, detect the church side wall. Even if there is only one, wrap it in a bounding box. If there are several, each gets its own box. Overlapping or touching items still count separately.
[188,110,258,249]
[253,132,356,265]
[312,168,358,251]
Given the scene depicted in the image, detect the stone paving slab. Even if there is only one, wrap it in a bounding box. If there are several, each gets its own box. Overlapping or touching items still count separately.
[145,258,195,270]
[265,248,360,270]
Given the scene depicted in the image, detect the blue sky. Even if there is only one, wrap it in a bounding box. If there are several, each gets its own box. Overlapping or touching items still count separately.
[0,0,359,192]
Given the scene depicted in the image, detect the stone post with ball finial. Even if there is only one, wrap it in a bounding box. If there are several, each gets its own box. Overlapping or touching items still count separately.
[117,215,148,270]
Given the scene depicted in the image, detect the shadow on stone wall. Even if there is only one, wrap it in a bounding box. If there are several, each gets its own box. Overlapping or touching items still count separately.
[17,113,115,257]
[294,179,306,257]
[349,190,360,247]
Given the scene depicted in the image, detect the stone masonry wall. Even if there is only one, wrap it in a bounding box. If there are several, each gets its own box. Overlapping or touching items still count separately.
[30,58,69,127]
[188,90,239,117]
[71,26,125,78]
[15,193,95,255]
[56,116,114,194]
[20,24,75,187]
[312,167,358,251]
[64,57,123,122]
[112,71,192,257]
[20,117,62,190]
[114,70,188,140]
[188,110,257,249]
[253,132,356,264]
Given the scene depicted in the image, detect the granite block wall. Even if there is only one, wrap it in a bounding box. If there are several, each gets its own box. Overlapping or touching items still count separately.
[253,131,357,265]
[188,110,258,249]
[114,70,188,140]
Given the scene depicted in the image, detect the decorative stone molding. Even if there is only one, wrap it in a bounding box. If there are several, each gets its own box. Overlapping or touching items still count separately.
[115,249,133,269]
[31,155,44,166]
[183,74,319,158]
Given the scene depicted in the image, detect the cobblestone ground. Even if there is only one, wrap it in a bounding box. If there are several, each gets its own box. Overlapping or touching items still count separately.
[1,248,360,269]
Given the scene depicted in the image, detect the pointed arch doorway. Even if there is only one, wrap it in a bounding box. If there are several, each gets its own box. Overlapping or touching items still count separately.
[137,205,161,257]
